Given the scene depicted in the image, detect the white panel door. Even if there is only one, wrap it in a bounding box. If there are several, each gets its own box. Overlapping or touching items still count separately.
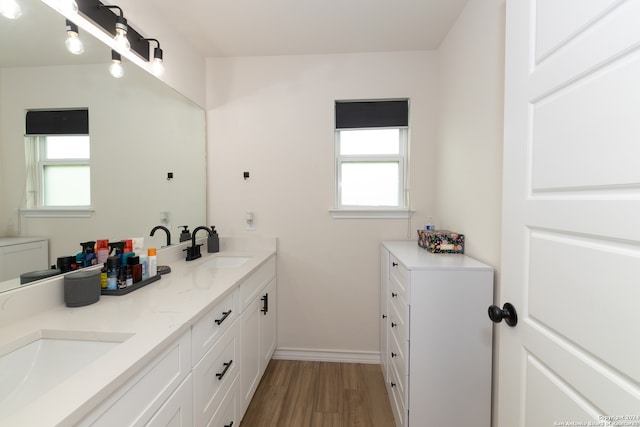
[498,0,640,425]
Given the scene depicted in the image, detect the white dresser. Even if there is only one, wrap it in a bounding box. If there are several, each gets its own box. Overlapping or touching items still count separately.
[380,241,494,427]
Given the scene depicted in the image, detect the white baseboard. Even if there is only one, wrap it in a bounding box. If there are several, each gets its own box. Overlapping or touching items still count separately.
[272,347,381,364]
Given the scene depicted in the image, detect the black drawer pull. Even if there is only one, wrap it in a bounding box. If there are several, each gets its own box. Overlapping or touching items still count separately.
[224,422,234,427]
[382,314,387,319]
[216,360,233,380]
[391,352,397,358]
[391,292,397,298]
[391,382,396,388]
[391,322,397,328]
[214,310,232,325]
[392,262,398,267]
[261,293,269,315]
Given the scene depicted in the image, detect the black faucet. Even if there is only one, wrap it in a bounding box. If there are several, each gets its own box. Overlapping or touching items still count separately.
[150,225,171,247]
[184,226,212,261]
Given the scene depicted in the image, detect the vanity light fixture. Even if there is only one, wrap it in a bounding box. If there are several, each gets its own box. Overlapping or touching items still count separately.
[99,4,130,52]
[0,0,22,19]
[109,50,125,78]
[65,20,85,55]
[141,38,164,77]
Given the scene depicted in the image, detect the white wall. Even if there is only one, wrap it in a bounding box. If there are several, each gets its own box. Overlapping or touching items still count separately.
[206,52,438,358]
[435,0,505,274]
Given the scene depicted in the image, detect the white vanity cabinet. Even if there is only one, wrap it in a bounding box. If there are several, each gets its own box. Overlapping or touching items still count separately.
[380,241,494,427]
[240,256,277,414]
[78,331,192,427]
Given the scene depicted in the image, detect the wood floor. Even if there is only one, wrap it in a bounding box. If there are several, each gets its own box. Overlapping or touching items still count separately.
[240,360,396,427]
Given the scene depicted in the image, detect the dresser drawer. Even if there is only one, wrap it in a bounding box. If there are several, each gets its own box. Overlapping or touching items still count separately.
[389,328,408,383]
[389,254,408,288]
[389,292,408,345]
[193,320,240,427]
[388,363,406,427]
[192,289,239,364]
[389,263,409,304]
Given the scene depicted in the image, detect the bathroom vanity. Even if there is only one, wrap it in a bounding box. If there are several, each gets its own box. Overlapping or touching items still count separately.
[0,237,276,427]
[380,241,493,427]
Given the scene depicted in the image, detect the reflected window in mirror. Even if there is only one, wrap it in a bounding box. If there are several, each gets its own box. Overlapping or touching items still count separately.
[24,109,91,208]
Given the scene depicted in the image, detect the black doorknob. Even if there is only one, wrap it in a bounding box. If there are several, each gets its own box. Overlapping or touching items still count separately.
[488,303,518,327]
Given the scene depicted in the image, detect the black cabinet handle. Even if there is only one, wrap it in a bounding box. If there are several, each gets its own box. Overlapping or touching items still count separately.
[224,422,234,427]
[391,352,397,358]
[390,382,396,388]
[214,310,232,325]
[391,322,397,328]
[391,292,397,298]
[261,293,269,315]
[216,360,233,380]
[382,314,387,319]
[392,262,398,267]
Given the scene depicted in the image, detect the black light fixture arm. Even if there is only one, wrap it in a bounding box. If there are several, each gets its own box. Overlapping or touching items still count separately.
[99,4,123,17]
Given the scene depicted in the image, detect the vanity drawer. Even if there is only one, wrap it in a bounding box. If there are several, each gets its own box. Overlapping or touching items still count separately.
[192,289,239,364]
[208,374,240,427]
[239,256,276,312]
[388,363,406,427]
[193,319,240,427]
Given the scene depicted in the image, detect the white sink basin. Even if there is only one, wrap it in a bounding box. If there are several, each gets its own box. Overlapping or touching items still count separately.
[0,330,131,420]
[205,256,251,268]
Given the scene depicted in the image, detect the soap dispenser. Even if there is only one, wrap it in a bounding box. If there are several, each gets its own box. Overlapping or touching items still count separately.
[208,226,219,253]
[179,225,191,242]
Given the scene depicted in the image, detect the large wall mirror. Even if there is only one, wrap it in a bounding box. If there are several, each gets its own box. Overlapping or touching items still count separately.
[0,0,207,292]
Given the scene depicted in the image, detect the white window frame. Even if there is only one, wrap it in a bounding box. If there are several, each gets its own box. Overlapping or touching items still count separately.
[22,135,94,217]
[331,127,412,219]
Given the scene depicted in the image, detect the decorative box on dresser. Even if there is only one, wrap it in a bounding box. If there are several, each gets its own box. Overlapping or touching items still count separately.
[380,241,494,427]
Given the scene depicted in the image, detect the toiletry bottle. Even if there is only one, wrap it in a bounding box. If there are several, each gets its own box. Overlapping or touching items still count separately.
[106,256,121,290]
[208,226,220,253]
[148,248,157,277]
[100,263,108,289]
[127,256,142,283]
[179,226,191,242]
[125,266,133,287]
[139,254,148,280]
[425,216,435,231]
[84,247,97,267]
[96,239,110,264]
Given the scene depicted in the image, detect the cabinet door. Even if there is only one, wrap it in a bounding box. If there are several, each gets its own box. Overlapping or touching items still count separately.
[260,278,276,369]
[145,375,193,427]
[240,295,261,414]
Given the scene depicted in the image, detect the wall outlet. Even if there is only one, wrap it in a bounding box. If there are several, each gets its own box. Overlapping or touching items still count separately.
[246,211,256,231]
[160,211,171,230]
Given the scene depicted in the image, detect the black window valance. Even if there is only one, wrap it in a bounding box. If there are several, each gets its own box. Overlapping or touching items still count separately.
[335,100,408,129]
[25,109,89,135]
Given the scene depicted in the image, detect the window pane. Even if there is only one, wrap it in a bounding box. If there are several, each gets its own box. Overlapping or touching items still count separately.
[340,129,400,155]
[43,165,90,206]
[341,162,399,206]
[45,136,90,159]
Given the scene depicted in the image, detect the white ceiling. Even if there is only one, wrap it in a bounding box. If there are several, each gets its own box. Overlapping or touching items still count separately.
[149,0,469,57]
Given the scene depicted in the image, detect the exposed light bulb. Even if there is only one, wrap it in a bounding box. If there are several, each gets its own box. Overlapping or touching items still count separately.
[65,33,85,54]
[65,21,84,55]
[109,51,125,78]
[114,17,130,52]
[56,0,78,14]
[151,47,164,77]
[0,0,22,19]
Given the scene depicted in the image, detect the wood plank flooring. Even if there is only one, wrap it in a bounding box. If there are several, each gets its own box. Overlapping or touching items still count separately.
[240,360,395,427]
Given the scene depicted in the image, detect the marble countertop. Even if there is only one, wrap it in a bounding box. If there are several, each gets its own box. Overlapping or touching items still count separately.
[382,240,493,270]
[0,237,276,426]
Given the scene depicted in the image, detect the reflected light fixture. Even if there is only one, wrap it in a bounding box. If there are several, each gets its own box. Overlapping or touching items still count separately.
[109,50,125,78]
[141,38,164,77]
[0,0,22,19]
[56,0,78,14]
[99,4,130,52]
[65,20,85,55]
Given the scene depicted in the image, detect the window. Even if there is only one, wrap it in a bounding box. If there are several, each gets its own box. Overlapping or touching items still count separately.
[24,109,91,210]
[333,100,409,218]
